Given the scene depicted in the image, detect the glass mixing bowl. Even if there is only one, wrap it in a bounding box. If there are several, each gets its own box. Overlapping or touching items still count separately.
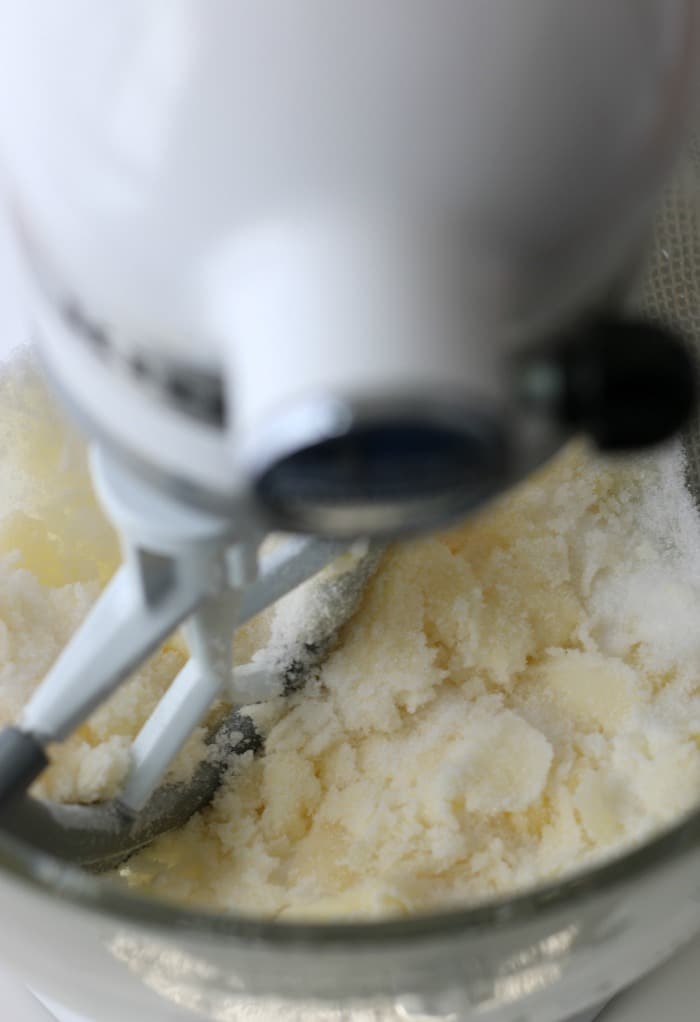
[1,143,700,1022]
[1,809,700,1022]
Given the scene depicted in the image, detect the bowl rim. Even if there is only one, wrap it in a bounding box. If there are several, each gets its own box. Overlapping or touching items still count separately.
[1,803,699,948]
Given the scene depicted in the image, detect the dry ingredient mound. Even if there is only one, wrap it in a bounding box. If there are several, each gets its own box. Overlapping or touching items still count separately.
[123,437,700,918]
[1,356,700,919]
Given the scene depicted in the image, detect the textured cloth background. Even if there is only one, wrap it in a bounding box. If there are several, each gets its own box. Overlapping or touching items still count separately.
[643,142,700,494]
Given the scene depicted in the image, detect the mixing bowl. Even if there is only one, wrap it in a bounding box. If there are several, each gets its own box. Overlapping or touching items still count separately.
[2,807,700,1021]
[0,145,700,1022]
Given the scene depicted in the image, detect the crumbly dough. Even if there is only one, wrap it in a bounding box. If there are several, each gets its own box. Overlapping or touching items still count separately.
[123,439,700,918]
[2,356,700,919]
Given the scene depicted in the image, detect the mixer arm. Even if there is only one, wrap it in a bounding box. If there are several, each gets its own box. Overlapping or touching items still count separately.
[118,536,360,814]
[0,537,381,868]
[0,441,369,819]
[0,537,232,808]
[20,550,213,746]
[118,593,241,814]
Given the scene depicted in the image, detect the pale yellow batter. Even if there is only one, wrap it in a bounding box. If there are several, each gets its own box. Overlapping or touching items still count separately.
[2,356,700,919]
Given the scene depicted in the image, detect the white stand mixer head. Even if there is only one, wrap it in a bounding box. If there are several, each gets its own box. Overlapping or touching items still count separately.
[0,1,697,532]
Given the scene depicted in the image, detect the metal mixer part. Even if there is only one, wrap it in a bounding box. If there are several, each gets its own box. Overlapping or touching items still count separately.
[0,447,382,868]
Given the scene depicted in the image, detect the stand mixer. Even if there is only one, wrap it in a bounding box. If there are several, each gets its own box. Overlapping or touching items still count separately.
[0,6,697,1020]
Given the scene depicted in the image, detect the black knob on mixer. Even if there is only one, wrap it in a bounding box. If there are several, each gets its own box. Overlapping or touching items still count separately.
[521,319,697,451]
